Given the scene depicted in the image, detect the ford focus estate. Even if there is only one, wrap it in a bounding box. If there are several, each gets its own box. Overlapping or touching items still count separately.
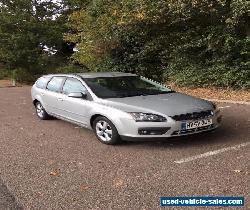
[31,72,222,144]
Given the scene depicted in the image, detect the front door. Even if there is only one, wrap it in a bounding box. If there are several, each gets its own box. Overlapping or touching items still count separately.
[59,77,92,126]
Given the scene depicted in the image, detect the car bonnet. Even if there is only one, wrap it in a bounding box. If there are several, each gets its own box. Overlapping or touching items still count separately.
[100,92,213,116]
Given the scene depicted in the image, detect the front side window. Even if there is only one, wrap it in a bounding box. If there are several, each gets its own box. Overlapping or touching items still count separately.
[47,77,65,92]
[62,78,87,95]
[84,76,173,98]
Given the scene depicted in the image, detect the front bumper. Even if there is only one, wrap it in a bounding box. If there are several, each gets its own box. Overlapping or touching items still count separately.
[117,113,222,141]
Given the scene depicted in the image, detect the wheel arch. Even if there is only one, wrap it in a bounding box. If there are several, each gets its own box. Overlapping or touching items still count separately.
[32,94,44,107]
[33,99,39,106]
[90,114,104,128]
[90,113,120,131]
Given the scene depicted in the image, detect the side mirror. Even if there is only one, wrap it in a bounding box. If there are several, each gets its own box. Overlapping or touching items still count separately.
[68,92,87,99]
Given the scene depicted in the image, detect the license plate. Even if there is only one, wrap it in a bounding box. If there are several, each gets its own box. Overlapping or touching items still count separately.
[181,119,213,130]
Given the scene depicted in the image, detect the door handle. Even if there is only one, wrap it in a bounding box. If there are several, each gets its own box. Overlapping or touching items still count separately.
[57,98,63,101]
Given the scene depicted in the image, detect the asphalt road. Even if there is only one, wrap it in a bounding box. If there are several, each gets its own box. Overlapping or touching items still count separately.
[0,178,23,210]
[0,87,249,210]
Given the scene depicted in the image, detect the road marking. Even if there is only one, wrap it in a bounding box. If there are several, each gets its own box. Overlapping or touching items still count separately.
[218,105,231,109]
[174,142,250,164]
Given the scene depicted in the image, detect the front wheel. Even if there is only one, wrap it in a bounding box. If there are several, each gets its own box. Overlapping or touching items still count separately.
[93,116,121,145]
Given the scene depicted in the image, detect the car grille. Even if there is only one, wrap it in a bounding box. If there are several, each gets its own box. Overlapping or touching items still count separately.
[171,124,214,136]
[171,110,213,121]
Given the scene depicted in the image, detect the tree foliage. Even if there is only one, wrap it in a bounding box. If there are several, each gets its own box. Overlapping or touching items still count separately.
[65,0,249,88]
[0,0,249,88]
[0,0,72,80]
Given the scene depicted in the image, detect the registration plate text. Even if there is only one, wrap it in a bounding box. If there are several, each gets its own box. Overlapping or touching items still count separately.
[182,119,213,130]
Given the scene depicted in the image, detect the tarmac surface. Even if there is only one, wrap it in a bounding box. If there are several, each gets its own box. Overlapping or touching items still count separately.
[0,87,249,210]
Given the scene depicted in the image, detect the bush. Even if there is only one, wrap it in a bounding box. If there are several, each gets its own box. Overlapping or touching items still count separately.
[166,57,250,89]
[13,68,36,84]
[53,64,88,74]
[0,68,12,80]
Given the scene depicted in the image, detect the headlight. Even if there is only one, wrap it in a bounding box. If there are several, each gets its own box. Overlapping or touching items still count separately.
[129,113,167,122]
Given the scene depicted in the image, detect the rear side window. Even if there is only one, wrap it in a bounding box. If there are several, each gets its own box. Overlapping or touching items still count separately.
[47,77,65,92]
[35,77,49,89]
[62,78,87,95]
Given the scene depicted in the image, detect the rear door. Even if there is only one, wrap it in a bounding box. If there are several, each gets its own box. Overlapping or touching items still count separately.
[42,76,65,116]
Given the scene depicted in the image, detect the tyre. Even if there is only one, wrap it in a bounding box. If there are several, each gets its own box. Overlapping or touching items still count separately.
[93,116,121,145]
[35,101,50,120]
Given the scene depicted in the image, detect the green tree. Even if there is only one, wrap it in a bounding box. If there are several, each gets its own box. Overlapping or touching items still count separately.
[65,0,249,88]
[0,0,72,81]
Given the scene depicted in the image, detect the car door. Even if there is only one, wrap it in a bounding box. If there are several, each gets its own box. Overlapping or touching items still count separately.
[42,76,65,116]
[59,77,92,126]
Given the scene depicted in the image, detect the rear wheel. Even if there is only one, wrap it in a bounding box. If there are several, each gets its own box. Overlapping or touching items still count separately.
[35,101,50,120]
[93,116,121,145]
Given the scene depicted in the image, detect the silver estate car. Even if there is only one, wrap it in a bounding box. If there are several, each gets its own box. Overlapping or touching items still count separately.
[31,72,222,144]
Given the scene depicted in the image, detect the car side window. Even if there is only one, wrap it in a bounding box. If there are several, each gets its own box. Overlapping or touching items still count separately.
[36,77,50,89]
[47,77,65,92]
[62,78,87,95]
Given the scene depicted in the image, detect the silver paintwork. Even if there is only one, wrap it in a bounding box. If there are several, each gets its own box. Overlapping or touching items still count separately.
[31,72,222,140]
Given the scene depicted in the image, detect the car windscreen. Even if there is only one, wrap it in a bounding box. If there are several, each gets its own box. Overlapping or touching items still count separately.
[84,76,173,98]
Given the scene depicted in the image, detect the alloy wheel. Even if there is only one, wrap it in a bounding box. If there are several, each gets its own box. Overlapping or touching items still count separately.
[95,120,113,142]
[36,102,45,118]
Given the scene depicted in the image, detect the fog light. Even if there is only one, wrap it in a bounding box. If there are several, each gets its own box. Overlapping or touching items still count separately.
[139,130,149,135]
[138,127,170,135]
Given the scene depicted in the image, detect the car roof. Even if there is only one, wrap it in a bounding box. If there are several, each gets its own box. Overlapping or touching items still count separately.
[76,72,137,78]
[43,72,137,79]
